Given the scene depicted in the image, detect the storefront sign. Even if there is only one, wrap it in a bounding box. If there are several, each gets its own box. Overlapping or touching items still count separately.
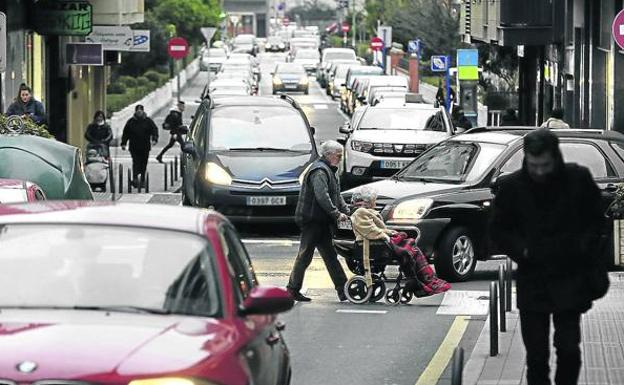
[66,43,103,65]
[33,1,92,36]
[86,26,133,51]
[130,30,151,52]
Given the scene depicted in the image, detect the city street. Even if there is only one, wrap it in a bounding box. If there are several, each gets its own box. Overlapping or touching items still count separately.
[104,50,509,385]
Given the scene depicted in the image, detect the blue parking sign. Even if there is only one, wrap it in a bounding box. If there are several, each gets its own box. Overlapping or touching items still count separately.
[408,40,420,54]
[431,55,448,72]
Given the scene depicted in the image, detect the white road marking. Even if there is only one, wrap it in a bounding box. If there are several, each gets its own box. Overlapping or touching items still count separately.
[242,239,299,246]
[313,104,328,109]
[336,309,388,314]
[436,290,490,316]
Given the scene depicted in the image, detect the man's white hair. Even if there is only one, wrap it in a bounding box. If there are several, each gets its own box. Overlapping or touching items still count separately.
[319,140,343,158]
[351,186,378,205]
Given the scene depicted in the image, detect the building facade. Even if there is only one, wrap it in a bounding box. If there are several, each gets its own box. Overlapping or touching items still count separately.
[224,0,269,37]
[461,0,624,131]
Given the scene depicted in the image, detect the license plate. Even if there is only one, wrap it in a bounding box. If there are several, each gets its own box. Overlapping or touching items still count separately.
[284,84,298,89]
[381,160,411,169]
[246,196,287,206]
[338,219,353,230]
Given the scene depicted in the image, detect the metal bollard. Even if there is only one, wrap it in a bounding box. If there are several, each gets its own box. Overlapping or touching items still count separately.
[490,281,499,356]
[505,258,513,312]
[174,156,179,181]
[109,163,116,200]
[170,162,174,186]
[164,163,168,191]
[138,173,144,193]
[498,265,506,332]
[145,172,150,194]
[127,171,132,193]
[118,164,123,196]
[451,346,464,385]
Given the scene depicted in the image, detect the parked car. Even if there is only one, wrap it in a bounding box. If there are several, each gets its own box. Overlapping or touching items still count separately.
[0,178,46,203]
[200,48,228,72]
[317,48,357,88]
[0,202,294,385]
[358,76,410,108]
[0,135,93,200]
[272,63,309,94]
[334,128,624,282]
[181,95,318,223]
[342,66,384,113]
[328,62,362,99]
[339,98,455,186]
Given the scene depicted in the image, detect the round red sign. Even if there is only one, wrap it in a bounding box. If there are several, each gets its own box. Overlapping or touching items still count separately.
[167,37,189,60]
[370,36,384,51]
[342,23,350,33]
[613,10,624,50]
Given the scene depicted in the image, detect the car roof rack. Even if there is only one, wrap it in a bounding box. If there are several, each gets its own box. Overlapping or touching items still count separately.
[277,92,312,127]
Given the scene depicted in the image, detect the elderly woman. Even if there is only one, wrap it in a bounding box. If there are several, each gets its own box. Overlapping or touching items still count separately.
[351,187,451,297]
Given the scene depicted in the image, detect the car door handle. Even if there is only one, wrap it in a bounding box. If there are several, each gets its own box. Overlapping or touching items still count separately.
[266,333,280,346]
[276,321,286,331]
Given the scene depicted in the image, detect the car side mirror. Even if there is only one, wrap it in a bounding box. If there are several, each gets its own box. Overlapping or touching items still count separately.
[490,172,511,194]
[339,124,352,134]
[357,96,366,102]
[182,142,198,159]
[310,126,316,136]
[454,127,467,134]
[238,286,294,316]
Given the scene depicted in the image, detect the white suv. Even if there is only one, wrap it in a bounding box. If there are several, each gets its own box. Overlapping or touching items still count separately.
[339,97,456,186]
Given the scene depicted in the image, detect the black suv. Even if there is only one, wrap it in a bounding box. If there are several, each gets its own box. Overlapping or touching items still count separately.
[181,95,318,223]
[335,128,624,281]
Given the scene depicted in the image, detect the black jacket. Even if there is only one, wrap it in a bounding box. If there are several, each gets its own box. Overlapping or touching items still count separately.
[295,159,348,227]
[85,123,113,145]
[163,109,184,135]
[490,160,604,313]
[121,116,159,153]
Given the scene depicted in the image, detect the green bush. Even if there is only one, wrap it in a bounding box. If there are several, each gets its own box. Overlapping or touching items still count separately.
[107,82,126,94]
[118,75,137,88]
[106,94,134,117]
[144,70,161,84]
[135,76,151,88]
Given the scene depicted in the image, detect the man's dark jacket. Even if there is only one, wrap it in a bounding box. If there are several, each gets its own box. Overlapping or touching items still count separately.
[295,158,348,228]
[490,158,604,313]
[121,116,159,153]
[163,110,185,135]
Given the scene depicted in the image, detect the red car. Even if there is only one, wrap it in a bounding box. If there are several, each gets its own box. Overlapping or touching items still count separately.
[0,202,293,385]
[0,179,46,203]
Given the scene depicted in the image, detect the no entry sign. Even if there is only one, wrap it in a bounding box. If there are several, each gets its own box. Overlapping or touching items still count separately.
[167,37,188,60]
[613,10,624,50]
[370,36,383,51]
[342,22,350,33]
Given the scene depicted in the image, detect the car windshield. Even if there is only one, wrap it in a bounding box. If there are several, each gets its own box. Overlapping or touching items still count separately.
[0,189,27,203]
[325,51,356,61]
[234,35,254,44]
[399,141,506,183]
[359,108,443,131]
[296,50,320,59]
[207,49,226,57]
[209,106,313,151]
[276,64,305,74]
[0,225,221,317]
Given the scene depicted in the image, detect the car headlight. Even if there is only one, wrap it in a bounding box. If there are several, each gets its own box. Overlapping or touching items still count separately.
[128,378,219,385]
[351,140,373,153]
[279,43,285,49]
[204,162,232,186]
[298,163,313,185]
[389,198,433,222]
[273,76,282,85]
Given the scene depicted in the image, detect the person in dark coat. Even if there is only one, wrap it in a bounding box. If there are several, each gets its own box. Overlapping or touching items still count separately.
[489,128,604,385]
[6,83,46,125]
[287,140,350,302]
[500,108,521,126]
[155,101,186,163]
[121,105,159,188]
[84,110,113,158]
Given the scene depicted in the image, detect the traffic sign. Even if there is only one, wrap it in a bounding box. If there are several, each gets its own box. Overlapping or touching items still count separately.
[283,17,289,26]
[342,22,350,33]
[378,25,392,47]
[86,26,133,51]
[167,37,189,60]
[201,27,216,43]
[457,49,478,66]
[408,40,420,54]
[370,36,383,51]
[613,9,624,49]
[431,55,448,72]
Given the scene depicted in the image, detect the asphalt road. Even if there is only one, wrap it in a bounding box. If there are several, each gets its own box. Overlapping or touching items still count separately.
[108,51,505,385]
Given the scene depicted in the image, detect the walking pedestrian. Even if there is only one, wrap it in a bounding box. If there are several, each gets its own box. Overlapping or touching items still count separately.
[6,83,46,125]
[156,101,186,163]
[489,128,605,385]
[121,105,159,188]
[84,110,113,158]
[287,140,350,302]
[540,108,570,128]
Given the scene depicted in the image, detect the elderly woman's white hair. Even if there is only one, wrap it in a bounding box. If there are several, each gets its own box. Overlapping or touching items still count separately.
[351,186,378,206]
[319,140,343,158]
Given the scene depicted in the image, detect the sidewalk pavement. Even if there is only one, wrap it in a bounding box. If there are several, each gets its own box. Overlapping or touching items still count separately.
[462,272,624,385]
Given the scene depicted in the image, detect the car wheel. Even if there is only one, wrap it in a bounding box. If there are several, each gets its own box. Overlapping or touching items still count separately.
[434,226,477,282]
